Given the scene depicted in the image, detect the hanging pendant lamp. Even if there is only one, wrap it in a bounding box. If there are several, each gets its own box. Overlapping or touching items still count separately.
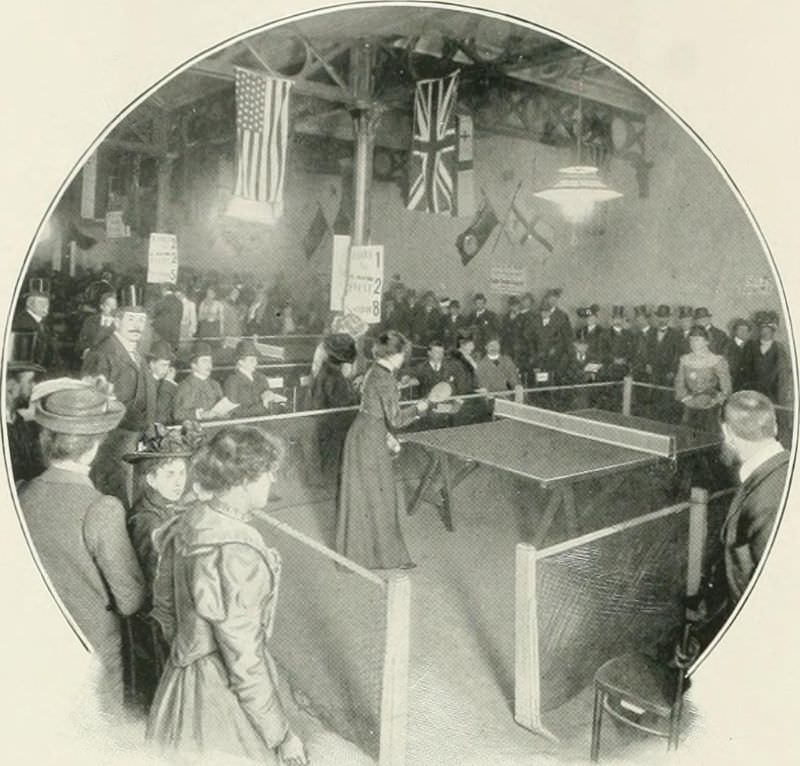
[534,74,622,223]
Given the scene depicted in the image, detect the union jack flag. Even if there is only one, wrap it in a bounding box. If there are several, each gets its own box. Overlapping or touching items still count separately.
[407,72,459,215]
[226,67,293,224]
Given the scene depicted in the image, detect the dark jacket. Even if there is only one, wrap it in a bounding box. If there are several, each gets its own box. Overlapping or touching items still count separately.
[152,294,183,349]
[740,339,792,405]
[12,311,60,370]
[411,306,444,347]
[605,326,637,378]
[412,358,456,398]
[440,313,468,350]
[722,450,789,602]
[466,309,499,355]
[725,338,750,392]
[532,309,572,379]
[77,313,115,357]
[646,326,682,385]
[82,334,157,432]
[223,369,271,418]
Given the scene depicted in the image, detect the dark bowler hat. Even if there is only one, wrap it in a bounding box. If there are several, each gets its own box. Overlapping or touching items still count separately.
[633,304,650,317]
[34,385,125,435]
[611,305,626,318]
[146,340,176,363]
[189,342,214,363]
[678,306,694,319]
[544,288,563,299]
[123,421,204,464]
[754,310,779,329]
[235,339,260,359]
[473,292,487,301]
[324,333,357,365]
[730,317,752,330]
[8,332,44,373]
[654,304,672,318]
[693,307,712,320]
[117,284,146,311]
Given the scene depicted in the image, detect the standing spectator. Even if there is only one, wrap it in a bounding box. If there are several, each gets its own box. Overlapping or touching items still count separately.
[176,283,197,347]
[575,304,609,364]
[5,348,45,484]
[197,286,223,340]
[244,284,269,335]
[499,296,521,363]
[605,306,636,381]
[147,340,178,425]
[152,284,183,351]
[18,383,145,709]
[694,307,729,357]
[82,287,156,506]
[411,291,442,348]
[220,285,244,339]
[726,318,752,392]
[466,292,498,356]
[76,291,117,360]
[677,305,694,355]
[147,427,308,765]
[646,304,682,420]
[675,326,732,432]
[311,334,359,479]
[532,288,572,385]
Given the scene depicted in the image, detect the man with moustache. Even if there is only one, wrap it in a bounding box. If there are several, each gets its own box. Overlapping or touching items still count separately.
[82,287,156,506]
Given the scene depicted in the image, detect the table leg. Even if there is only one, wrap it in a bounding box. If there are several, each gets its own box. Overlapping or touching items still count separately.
[533,487,565,547]
[440,454,455,532]
[409,450,440,516]
[562,485,578,538]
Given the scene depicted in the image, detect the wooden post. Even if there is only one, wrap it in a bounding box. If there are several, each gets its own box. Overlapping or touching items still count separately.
[687,487,709,597]
[622,375,633,416]
[379,574,411,766]
[155,156,174,231]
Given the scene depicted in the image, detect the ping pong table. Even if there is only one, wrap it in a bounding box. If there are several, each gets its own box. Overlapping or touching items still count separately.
[401,399,720,545]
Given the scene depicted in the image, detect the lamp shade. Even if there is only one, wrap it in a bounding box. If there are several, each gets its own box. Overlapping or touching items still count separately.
[534,165,623,223]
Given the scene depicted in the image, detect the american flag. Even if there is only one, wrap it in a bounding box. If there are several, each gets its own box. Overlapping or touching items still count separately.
[407,72,459,215]
[228,67,293,223]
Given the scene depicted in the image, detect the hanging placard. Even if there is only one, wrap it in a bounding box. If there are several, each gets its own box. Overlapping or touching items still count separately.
[147,233,179,284]
[105,211,128,239]
[343,244,384,324]
[489,265,527,294]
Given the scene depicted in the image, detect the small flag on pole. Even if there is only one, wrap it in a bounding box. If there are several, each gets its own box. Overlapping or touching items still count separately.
[455,114,476,217]
[456,198,499,265]
[407,72,459,215]
[226,67,293,224]
[303,204,329,259]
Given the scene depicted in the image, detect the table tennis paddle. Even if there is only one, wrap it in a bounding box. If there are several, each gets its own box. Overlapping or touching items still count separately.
[427,381,454,403]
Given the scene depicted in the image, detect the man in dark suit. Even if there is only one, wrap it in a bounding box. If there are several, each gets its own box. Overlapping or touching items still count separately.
[725,318,752,391]
[677,305,694,355]
[532,288,572,384]
[82,288,157,506]
[411,291,443,348]
[646,304,682,421]
[223,340,286,417]
[694,307,729,356]
[574,304,609,364]
[77,290,118,360]
[605,306,636,380]
[410,339,456,429]
[151,283,184,351]
[719,390,789,604]
[12,291,61,371]
[466,293,498,356]
[440,299,467,350]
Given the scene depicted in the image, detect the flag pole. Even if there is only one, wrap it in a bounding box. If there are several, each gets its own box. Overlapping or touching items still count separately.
[489,179,523,257]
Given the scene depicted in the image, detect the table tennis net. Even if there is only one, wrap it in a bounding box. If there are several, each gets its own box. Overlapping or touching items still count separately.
[494,399,675,457]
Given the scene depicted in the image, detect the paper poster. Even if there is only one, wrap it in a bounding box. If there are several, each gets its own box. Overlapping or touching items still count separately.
[489,265,527,294]
[147,233,178,284]
[105,210,128,239]
[343,244,384,324]
[329,234,352,311]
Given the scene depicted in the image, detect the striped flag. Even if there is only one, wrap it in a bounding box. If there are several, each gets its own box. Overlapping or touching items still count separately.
[226,67,293,224]
[407,72,459,215]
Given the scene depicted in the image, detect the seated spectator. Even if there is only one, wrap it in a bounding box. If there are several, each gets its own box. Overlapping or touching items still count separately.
[223,340,285,417]
[172,342,225,422]
[412,339,455,398]
[449,329,489,425]
[475,337,519,393]
[76,291,117,360]
[5,352,45,484]
[147,340,179,425]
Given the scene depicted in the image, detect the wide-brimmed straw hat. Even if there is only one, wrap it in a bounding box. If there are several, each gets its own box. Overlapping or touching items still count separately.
[34,384,125,435]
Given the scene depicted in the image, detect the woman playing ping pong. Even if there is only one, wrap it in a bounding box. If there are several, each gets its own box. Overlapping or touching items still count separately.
[336,330,433,569]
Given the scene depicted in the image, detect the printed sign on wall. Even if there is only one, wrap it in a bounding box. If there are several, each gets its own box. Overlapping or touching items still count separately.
[489,265,527,295]
[343,244,384,324]
[147,233,179,284]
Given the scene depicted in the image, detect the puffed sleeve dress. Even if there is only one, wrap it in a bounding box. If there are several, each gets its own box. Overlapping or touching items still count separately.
[675,351,732,432]
[147,501,289,763]
[336,362,419,569]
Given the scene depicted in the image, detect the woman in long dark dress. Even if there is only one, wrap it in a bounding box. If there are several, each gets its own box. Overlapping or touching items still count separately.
[311,333,359,479]
[336,330,429,569]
